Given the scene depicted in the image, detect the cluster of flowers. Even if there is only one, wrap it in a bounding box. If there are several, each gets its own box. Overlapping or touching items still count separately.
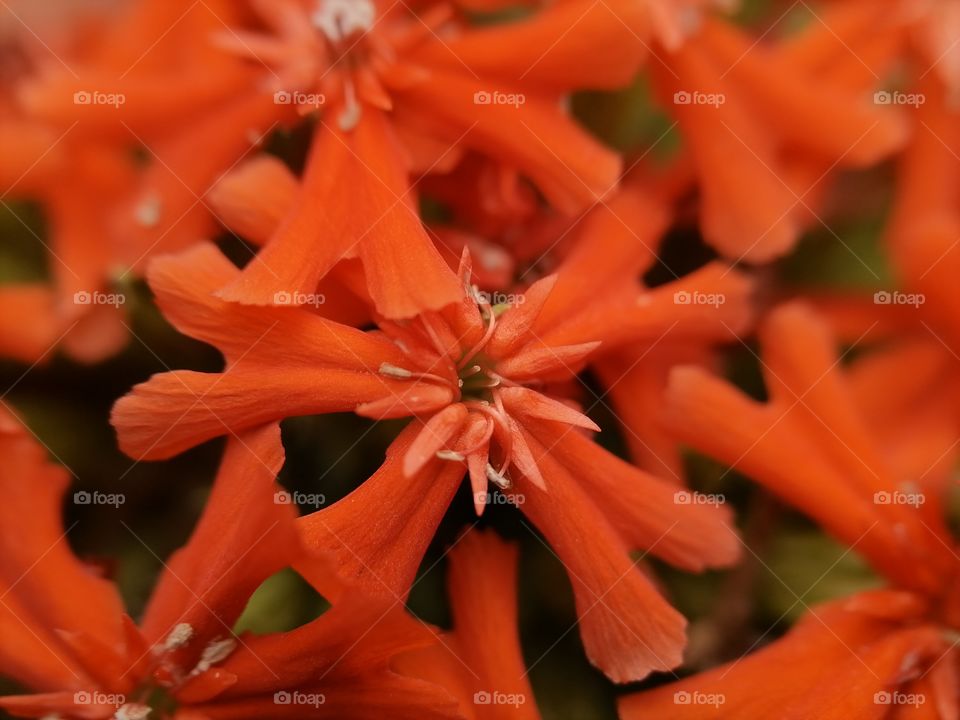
[1,0,960,717]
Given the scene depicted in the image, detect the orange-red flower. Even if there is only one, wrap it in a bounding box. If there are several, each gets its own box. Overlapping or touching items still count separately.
[0,0,268,362]
[620,301,960,717]
[19,0,651,321]
[110,239,743,682]
[0,408,460,719]
[396,529,543,720]
[648,4,907,262]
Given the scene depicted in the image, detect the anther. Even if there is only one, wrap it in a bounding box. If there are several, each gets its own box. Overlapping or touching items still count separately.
[486,463,511,490]
[379,363,413,379]
[163,623,194,651]
[312,0,375,43]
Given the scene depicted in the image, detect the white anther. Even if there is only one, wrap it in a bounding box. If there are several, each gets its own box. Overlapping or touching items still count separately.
[115,705,151,720]
[486,463,511,490]
[163,622,194,651]
[191,637,238,675]
[379,363,413,379]
[312,0,375,42]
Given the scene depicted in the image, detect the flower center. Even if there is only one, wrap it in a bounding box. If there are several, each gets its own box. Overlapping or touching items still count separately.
[458,360,502,403]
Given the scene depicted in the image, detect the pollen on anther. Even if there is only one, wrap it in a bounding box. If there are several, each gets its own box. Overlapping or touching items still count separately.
[379,362,413,379]
[312,0,375,42]
[486,463,510,490]
[114,704,151,720]
[191,637,238,675]
[163,622,194,651]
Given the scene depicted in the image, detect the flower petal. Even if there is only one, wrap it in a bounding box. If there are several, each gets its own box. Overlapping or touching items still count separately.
[297,425,464,599]
[512,430,687,682]
[219,109,462,318]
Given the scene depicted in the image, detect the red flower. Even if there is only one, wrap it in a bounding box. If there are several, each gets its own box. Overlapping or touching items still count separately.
[395,529,543,720]
[111,239,742,682]
[620,301,960,717]
[0,409,459,719]
[649,6,907,261]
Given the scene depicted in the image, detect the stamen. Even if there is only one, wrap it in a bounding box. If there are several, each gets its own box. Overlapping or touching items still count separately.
[486,463,511,489]
[191,637,237,675]
[436,450,465,462]
[163,623,194,651]
[114,705,151,720]
[312,0,375,43]
[379,363,413,379]
[458,300,497,369]
[379,362,450,386]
